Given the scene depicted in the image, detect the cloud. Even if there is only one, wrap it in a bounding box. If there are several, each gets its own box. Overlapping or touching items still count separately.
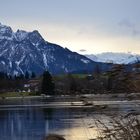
[118,19,140,36]
[118,19,134,28]
[79,49,87,52]
[132,29,140,36]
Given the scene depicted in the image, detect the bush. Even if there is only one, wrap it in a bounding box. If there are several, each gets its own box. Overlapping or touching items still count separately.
[95,115,140,140]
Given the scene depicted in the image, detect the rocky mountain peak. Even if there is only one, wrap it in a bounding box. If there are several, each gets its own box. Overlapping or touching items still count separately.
[0,23,13,39]
[15,29,28,41]
[0,23,112,75]
[28,30,44,45]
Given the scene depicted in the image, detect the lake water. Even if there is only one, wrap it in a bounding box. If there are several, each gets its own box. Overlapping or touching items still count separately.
[0,96,140,140]
[0,107,100,140]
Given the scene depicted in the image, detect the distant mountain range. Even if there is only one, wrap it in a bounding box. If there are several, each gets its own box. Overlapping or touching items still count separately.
[0,23,112,75]
[85,52,140,64]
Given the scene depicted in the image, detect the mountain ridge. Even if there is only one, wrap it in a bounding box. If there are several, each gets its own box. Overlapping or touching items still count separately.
[0,23,112,75]
[85,52,140,64]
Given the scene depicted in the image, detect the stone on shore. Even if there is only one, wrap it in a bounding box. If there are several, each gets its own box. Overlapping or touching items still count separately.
[45,134,65,140]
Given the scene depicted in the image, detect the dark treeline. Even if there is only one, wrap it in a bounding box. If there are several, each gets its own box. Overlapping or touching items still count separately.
[0,71,36,80]
[0,63,140,94]
[0,71,36,92]
[54,63,140,94]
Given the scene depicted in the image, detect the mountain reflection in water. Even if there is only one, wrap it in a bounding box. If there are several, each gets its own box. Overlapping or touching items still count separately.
[1,96,139,140]
[0,107,99,140]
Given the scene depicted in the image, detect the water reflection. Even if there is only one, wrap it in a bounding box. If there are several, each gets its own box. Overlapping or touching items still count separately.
[0,107,100,140]
[1,98,138,140]
[0,108,46,140]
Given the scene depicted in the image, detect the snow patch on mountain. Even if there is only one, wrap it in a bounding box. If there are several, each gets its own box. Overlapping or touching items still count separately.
[81,59,90,64]
[0,23,14,40]
[1,61,5,65]
[85,52,140,64]
[43,53,48,68]
[9,61,12,68]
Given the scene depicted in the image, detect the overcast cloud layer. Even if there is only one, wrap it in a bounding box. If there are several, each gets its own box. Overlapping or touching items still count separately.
[0,0,140,54]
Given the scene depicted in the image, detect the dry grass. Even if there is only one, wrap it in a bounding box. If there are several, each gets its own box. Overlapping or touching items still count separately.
[94,115,140,140]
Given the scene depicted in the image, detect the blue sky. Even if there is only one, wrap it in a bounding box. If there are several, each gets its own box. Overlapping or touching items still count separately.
[0,0,140,54]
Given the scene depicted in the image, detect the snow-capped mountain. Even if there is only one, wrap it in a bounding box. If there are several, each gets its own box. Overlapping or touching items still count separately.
[85,52,140,64]
[0,23,111,75]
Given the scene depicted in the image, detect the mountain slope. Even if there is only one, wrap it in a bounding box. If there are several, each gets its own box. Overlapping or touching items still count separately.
[85,52,140,64]
[0,23,111,75]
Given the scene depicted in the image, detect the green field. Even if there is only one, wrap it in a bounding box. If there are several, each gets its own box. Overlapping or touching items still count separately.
[0,92,36,98]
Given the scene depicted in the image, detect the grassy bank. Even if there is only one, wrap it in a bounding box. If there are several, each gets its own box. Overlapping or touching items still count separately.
[0,92,37,98]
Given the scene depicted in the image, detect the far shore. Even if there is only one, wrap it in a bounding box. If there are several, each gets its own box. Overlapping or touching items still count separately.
[0,92,140,110]
[0,92,140,100]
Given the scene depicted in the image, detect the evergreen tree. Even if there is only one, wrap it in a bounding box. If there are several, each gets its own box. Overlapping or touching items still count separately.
[31,72,36,79]
[25,71,30,79]
[106,64,124,91]
[0,72,6,79]
[14,75,18,80]
[94,64,101,76]
[67,74,77,91]
[41,71,55,95]
[19,73,24,80]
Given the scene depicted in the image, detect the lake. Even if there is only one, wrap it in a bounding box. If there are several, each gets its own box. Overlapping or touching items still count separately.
[0,95,140,140]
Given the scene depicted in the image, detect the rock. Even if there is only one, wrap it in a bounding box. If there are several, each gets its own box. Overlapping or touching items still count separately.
[45,134,65,140]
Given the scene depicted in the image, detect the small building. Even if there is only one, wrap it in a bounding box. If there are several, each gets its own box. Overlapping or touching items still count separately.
[24,79,40,92]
